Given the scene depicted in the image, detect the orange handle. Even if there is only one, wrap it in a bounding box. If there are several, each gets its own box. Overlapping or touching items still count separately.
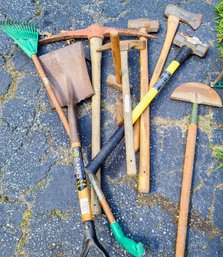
[175,123,197,257]
[138,37,150,193]
[32,55,71,138]
[110,30,122,84]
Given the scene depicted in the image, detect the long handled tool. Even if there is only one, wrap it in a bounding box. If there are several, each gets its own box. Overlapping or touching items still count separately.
[170,83,222,257]
[39,24,156,216]
[150,4,202,86]
[105,36,146,176]
[85,33,209,178]
[128,18,159,192]
[0,21,71,138]
[37,42,109,257]
[40,42,145,257]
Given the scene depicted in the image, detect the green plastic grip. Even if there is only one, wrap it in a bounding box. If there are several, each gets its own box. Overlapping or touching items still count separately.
[110,221,145,257]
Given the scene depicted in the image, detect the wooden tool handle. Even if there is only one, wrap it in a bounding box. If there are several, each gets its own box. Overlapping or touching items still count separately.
[150,15,179,86]
[68,104,80,145]
[89,37,103,215]
[121,51,137,176]
[138,37,150,193]
[32,54,71,138]
[110,30,122,84]
[134,120,140,152]
[175,123,197,257]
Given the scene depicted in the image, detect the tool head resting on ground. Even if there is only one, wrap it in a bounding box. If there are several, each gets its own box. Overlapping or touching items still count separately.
[165,4,202,30]
[128,18,159,32]
[173,32,209,57]
[171,82,222,107]
[39,42,94,108]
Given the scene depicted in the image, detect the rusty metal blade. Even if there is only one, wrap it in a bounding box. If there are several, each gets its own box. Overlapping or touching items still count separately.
[39,42,94,107]
[171,82,222,107]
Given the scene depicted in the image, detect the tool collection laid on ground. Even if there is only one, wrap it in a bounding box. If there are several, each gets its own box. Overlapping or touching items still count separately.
[0,2,222,257]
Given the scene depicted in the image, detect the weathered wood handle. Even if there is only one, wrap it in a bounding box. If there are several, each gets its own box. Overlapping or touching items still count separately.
[138,37,150,193]
[150,15,179,86]
[121,51,137,176]
[89,37,103,215]
[32,54,71,138]
[134,120,140,152]
[175,123,197,257]
[110,30,122,84]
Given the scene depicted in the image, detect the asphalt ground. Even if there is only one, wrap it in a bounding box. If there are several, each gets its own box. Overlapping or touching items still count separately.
[0,0,223,256]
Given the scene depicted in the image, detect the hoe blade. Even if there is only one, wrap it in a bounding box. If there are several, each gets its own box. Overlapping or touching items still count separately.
[171,82,222,107]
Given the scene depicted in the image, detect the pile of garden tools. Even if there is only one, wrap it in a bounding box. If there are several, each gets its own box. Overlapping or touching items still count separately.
[0,2,222,257]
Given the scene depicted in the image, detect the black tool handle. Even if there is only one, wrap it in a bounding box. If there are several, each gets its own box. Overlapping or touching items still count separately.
[86,125,125,175]
[81,220,110,257]
[175,45,193,64]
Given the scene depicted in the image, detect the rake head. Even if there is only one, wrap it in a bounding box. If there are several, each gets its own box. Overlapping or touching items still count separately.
[0,20,39,58]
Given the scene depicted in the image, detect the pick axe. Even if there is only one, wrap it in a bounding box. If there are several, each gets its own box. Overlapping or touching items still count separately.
[85,33,209,182]
[99,36,146,176]
[171,83,222,257]
[40,25,155,215]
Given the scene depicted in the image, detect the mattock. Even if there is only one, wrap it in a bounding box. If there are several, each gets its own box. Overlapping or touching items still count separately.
[150,4,202,86]
[40,24,155,215]
[128,18,159,192]
[99,36,146,176]
[171,83,222,257]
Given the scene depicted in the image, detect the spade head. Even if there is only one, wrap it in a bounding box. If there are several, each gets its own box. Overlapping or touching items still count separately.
[171,82,222,107]
[39,42,94,108]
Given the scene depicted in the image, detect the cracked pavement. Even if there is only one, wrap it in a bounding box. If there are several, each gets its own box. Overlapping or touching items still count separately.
[0,0,223,256]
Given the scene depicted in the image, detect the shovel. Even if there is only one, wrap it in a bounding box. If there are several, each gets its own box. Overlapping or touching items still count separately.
[39,42,109,257]
[39,42,145,257]
[170,82,222,257]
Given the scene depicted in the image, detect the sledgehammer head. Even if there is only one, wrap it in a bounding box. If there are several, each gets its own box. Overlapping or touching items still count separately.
[165,4,202,30]
[171,82,222,107]
[173,32,209,57]
[128,18,159,33]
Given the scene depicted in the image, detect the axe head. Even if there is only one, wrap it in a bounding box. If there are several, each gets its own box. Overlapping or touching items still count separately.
[171,82,222,107]
[173,32,209,57]
[165,4,202,30]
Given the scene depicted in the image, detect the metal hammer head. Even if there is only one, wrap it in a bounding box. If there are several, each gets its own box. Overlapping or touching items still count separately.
[165,4,202,30]
[173,32,209,57]
[128,18,159,33]
[97,39,146,52]
[171,82,222,107]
